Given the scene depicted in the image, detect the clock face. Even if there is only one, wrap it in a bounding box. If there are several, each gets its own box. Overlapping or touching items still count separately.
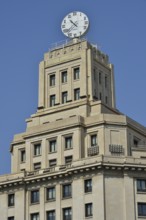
[61,11,89,38]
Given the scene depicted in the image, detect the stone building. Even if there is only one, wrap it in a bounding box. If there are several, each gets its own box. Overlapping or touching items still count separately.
[0,38,146,220]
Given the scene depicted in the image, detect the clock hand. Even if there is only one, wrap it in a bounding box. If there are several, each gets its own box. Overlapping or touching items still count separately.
[67,24,76,33]
[70,20,78,27]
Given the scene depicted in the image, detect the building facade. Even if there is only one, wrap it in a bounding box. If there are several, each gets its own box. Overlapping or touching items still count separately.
[0,38,146,220]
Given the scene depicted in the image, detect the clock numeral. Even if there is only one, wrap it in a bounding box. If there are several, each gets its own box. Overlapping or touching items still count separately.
[74,34,77,37]
[68,33,72,37]
[80,13,82,16]
[84,26,87,30]
[63,29,69,33]
[68,15,71,18]
[62,25,65,28]
[85,21,88,25]
[64,20,66,23]
[84,16,87,20]
[73,12,77,16]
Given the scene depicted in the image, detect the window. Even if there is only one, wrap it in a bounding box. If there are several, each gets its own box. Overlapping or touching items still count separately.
[63,207,72,220]
[49,159,57,167]
[49,140,57,153]
[20,149,26,162]
[46,187,56,201]
[137,179,146,192]
[99,92,102,100]
[50,95,56,107]
[74,67,80,80]
[84,179,92,193]
[65,136,72,149]
[47,210,55,220]
[63,184,71,198]
[31,213,39,220]
[99,72,102,84]
[133,137,140,147]
[31,190,39,204]
[62,91,68,104]
[34,162,41,170]
[34,143,41,156]
[74,88,80,100]
[65,156,73,165]
[62,71,67,83]
[91,135,97,147]
[105,96,108,104]
[138,203,146,217]
[85,203,93,217]
[50,74,55,86]
[105,76,107,88]
[8,217,14,220]
[8,194,15,207]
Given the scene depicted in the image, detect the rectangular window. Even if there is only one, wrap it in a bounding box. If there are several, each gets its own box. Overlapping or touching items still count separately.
[62,91,68,104]
[74,88,80,100]
[62,71,67,83]
[63,207,72,220]
[31,213,39,220]
[50,95,56,107]
[137,179,146,192]
[65,156,73,165]
[99,72,102,84]
[65,136,72,149]
[105,96,108,104]
[34,143,41,156]
[63,184,72,198]
[34,162,41,170]
[31,190,39,204]
[49,159,57,167]
[138,203,146,217]
[74,67,80,80]
[20,149,26,163]
[50,74,55,86]
[91,135,97,147]
[105,76,107,88]
[84,179,92,193]
[8,194,15,207]
[46,187,56,201]
[8,217,14,220]
[47,210,55,220]
[85,203,93,217]
[49,140,57,153]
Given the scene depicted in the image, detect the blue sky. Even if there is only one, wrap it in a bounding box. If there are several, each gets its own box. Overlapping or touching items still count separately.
[0,0,146,175]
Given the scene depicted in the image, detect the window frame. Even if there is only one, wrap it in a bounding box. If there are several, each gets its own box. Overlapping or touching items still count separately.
[84,179,92,193]
[8,217,14,220]
[50,95,56,107]
[73,67,80,80]
[74,88,80,100]
[20,149,26,163]
[62,71,67,83]
[138,203,146,217]
[8,193,15,207]
[33,143,41,156]
[63,207,72,220]
[62,184,72,199]
[50,74,55,87]
[137,179,146,192]
[46,187,56,201]
[33,162,41,171]
[49,159,57,168]
[65,136,73,150]
[90,134,97,147]
[62,91,68,104]
[46,210,55,220]
[85,203,93,217]
[49,139,57,153]
[65,156,73,165]
[31,190,40,204]
[31,213,39,220]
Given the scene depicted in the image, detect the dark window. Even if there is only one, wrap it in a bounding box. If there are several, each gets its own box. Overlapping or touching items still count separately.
[50,74,55,86]
[65,156,73,165]
[63,184,72,198]
[99,72,102,84]
[105,76,107,88]
[34,143,41,156]
[99,92,102,100]
[133,137,140,147]
[74,67,80,80]
[8,194,15,207]
[34,162,41,170]
[8,217,14,220]
[31,190,39,204]
[49,159,57,167]
[91,135,97,147]
[105,96,108,104]
[63,207,72,220]
[50,95,56,107]
[46,187,55,201]
[137,179,146,192]
[49,140,57,153]
[47,210,55,220]
[62,71,67,83]
[31,213,39,220]
[74,88,80,100]
[20,149,26,162]
[138,203,146,217]
[65,136,72,149]
[62,92,68,104]
[85,203,93,217]
[84,179,92,193]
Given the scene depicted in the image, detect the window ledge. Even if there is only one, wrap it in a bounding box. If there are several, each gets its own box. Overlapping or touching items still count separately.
[46,199,56,203]
[33,155,42,158]
[62,196,72,200]
[30,202,40,206]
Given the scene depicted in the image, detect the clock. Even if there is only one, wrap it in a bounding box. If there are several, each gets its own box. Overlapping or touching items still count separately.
[61,11,89,39]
